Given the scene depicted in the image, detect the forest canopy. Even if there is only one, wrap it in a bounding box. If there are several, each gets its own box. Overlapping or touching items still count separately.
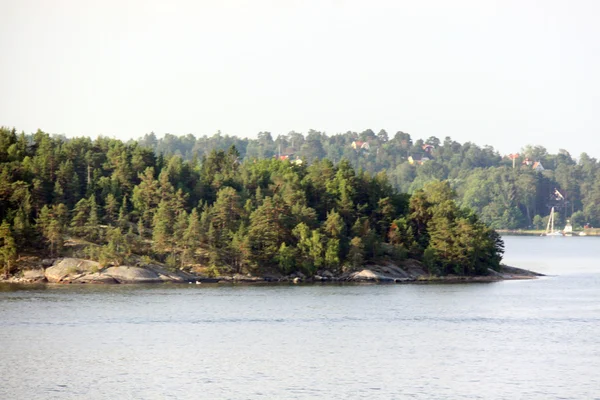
[137,129,600,230]
[0,127,506,278]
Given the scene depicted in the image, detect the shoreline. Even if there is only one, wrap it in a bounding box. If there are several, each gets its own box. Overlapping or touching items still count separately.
[1,258,543,286]
[499,229,600,236]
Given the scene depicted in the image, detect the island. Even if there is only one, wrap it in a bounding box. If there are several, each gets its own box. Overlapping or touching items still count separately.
[0,128,544,283]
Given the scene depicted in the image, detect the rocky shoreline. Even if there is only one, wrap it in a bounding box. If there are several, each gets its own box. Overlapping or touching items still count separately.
[1,257,543,285]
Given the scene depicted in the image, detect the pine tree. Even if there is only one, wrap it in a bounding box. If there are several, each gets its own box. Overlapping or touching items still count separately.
[182,208,202,265]
[104,193,119,225]
[173,210,189,248]
[38,204,68,256]
[152,200,173,254]
[348,236,364,270]
[0,220,17,278]
[70,198,89,237]
[324,238,340,271]
[104,227,128,265]
[85,194,100,242]
[276,242,296,274]
[118,196,129,229]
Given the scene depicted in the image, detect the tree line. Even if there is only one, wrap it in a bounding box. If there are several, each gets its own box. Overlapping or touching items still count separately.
[137,129,600,230]
[0,127,503,278]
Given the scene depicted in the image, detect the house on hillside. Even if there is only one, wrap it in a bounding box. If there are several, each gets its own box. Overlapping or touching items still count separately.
[351,141,370,151]
[408,154,430,165]
[422,144,434,155]
[276,153,303,165]
[522,158,533,166]
[522,157,544,171]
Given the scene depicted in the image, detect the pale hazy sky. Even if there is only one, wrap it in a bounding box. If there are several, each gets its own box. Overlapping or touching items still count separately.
[1,0,599,157]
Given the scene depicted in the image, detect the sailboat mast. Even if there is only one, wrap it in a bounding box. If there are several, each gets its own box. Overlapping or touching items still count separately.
[545,207,553,234]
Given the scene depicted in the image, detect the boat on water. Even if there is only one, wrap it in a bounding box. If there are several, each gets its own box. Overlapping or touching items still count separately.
[541,207,563,236]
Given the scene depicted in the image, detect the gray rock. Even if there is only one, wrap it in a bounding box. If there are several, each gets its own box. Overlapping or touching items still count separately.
[41,259,55,267]
[45,258,101,283]
[103,266,162,283]
[349,269,395,282]
[73,273,118,284]
[232,274,262,282]
[23,269,46,282]
[144,264,193,282]
[321,270,334,278]
[500,265,544,277]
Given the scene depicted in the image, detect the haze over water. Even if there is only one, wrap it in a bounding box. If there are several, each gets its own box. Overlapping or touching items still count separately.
[1,236,599,399]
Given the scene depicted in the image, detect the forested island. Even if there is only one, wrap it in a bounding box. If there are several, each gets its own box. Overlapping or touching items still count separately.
[0,126,571,282]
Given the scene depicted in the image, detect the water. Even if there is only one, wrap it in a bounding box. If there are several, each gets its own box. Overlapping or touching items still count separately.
[1,236,599,399]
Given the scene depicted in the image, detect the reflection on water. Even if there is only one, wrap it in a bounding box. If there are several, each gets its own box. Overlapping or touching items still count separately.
[1,236,599,399]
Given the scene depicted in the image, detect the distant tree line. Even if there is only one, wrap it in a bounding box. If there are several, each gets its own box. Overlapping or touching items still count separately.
[0,127,503,277]
[137,129,600,230]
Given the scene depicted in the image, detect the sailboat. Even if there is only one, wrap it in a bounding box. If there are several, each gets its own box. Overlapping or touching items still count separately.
[542,207,563,236]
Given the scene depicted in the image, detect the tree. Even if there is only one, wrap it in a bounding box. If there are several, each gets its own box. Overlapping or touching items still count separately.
[276,242,297,274]
[104,193,119,225]
[182,208,202,265]
[152,200,173,254]
[324,238,340,271]
[70,198,89,237]
[0,220,17,277]
[38,204,68,256]
[247,197,292,270]
[103,227,129,266]
[85,194,100,241]
[348,237,364,270]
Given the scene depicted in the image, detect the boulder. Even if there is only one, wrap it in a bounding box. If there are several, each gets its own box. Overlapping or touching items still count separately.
[321,270,334,278]
[41,259,55,267]
[73,273,118,284]
[103,266,162,283]
[499,265,544,277]
[263,274,282,282]
[144,264,193,282]
[349,269,395,282]
[233,274,263,282]
[23,269,46,282]
[45,258,101,283]
[397,259,428,278]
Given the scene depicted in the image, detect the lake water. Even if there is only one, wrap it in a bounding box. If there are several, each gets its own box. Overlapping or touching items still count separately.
[1,236,599,399]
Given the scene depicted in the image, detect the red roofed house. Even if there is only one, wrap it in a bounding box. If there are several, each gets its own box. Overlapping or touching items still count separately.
[532,161,544,172]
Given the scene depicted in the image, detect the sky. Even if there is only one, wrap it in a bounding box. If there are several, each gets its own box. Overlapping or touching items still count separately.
[1,0,599,158]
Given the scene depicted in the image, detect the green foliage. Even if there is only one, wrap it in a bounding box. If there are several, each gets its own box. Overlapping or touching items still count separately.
[0,126,515,277]
[0,220,17,277]
[348,237,364,270]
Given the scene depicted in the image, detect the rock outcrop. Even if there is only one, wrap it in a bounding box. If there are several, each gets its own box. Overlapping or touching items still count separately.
[345,261,426,282]
[42,258,196,284]
[45,258,102,283]
[5,257,542,285]
[103,266,163,283]
[22,269,46,283]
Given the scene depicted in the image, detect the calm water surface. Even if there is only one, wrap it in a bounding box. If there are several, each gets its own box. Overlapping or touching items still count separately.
[1,236,599,399]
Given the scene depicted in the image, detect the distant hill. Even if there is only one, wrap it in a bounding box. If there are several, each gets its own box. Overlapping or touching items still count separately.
[135,129,600,230]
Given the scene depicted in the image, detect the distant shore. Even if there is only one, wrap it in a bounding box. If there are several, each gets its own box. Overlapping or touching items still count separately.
[1,258,543,285]
[498,228,600,237]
